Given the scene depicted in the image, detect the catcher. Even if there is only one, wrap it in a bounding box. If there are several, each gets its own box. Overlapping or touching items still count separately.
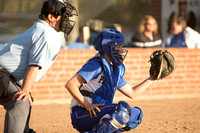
[65,28,175,133]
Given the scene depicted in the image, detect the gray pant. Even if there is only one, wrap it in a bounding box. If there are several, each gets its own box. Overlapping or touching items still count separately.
[0,78,31,133]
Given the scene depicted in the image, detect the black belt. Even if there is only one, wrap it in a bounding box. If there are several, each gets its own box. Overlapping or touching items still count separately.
[80,90,93,98]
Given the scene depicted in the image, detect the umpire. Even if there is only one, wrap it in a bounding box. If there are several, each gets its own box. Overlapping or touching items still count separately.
[0,0,77,133]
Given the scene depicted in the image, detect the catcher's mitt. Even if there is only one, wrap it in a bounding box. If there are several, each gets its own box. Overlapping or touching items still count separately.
[149,50,176,80]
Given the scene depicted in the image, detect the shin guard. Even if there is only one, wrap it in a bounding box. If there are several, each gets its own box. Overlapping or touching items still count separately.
[86,101,131,133]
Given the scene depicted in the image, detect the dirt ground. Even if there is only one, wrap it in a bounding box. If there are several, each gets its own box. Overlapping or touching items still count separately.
[0,97,200,133]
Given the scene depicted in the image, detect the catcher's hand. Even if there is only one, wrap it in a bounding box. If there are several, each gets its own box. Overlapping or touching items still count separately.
[149,49,176,80]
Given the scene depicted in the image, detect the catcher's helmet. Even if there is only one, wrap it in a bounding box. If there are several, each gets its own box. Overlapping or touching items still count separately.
[94,28,128,66]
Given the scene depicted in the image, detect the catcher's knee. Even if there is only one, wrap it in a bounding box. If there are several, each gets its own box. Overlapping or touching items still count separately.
[110,101,132,129]
[87,101,132,133]
[120,107,143,131]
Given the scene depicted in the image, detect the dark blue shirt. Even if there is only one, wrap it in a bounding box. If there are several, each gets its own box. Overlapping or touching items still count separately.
[169,32,187,47]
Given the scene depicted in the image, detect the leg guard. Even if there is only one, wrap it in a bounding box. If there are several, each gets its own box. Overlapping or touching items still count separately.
[110,101,132,129]
[86,101,131,133]
[85,114,115,133]
[118,107,143,132]
[89,117,117,133]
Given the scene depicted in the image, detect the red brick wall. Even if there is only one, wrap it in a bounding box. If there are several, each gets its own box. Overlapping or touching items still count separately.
[147,0,162,36]
[32,48,200,104]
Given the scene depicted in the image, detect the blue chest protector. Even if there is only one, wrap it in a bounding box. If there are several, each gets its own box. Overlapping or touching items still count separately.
[89,56,125,104]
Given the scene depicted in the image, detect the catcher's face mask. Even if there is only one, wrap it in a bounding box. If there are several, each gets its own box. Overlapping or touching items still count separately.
[111,43,128,66]
[60,1,78,35]
[94,28,128,66]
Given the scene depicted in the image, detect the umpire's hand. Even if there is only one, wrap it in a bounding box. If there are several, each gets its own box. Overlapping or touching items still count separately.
[12,89,33,106]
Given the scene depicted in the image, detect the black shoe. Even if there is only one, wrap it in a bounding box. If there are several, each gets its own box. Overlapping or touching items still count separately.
[29,129,36,133]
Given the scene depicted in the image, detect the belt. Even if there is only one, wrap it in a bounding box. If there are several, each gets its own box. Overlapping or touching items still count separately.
[80,90,93,98]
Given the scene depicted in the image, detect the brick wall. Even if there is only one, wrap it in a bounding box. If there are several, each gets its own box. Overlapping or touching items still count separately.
[147,0,162,35]
[32,48,200,104]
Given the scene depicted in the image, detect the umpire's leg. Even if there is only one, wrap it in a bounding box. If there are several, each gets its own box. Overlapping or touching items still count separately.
[0,78,31,133]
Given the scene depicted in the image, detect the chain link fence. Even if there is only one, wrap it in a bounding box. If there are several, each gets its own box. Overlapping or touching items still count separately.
[0,0,199,46]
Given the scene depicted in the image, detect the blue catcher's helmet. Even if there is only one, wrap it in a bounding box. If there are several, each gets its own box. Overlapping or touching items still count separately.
[94,28,128,66]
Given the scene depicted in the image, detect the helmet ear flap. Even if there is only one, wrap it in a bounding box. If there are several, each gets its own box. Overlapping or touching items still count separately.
[94,34,104,52]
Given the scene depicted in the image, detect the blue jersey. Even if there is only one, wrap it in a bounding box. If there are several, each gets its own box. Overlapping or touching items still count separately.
[70,56,127,108]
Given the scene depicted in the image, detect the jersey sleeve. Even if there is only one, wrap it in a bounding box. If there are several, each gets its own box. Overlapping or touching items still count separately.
[117,77,127,89]
[77,59,103,83]
[28,30,60,69]
[28,32,47,69]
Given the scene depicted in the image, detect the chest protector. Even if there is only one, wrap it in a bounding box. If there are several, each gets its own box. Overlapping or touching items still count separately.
[89,56,125,104]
